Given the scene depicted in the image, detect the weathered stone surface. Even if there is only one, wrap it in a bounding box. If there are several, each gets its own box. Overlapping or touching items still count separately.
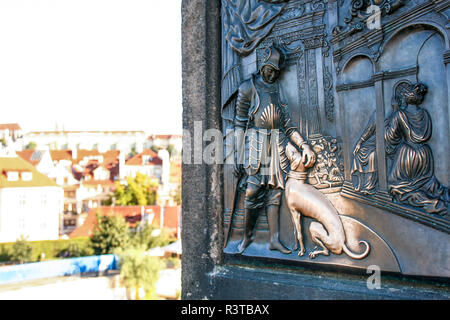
[181,0,223,300]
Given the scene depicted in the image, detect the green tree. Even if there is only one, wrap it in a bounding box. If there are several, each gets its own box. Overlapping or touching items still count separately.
[173,184,182,205]
[131,223,174,250]
[113,173,158,206]
[115,246,163,300]
[150,145,160,153]
[128,146,137,158]
[167,144,177,157]
[90,213,131,255]
[11,236,33,264]
[62,242,81,258]
[24,141,37,150]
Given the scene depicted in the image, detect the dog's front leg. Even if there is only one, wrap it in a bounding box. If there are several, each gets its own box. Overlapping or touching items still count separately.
[290,208,305,256]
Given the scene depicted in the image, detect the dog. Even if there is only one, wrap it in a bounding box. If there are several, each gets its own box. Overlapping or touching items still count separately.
[284,142,370,259]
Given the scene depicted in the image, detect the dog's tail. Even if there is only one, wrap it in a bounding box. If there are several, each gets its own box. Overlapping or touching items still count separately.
[343,240,370,260]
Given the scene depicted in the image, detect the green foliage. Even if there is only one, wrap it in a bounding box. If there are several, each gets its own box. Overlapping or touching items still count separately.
[173,184,182,205]
[55,238,94,258]
[167,144,176,157]
[59,240,92,258]
[129,146,137,158]
[150,145,161,153]
[90,213,131,255]
[0,237,93,263]
[131,223,175,250]
[10,236,33,264]
[24,141,37,150]
[112,173,159,206]
[115,246,163,300]
[101,196,113,206]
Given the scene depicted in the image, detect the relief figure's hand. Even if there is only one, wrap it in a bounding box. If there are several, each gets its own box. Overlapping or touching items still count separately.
[301,144,316,169]
[233,163,244,178]
[353,141,362,156]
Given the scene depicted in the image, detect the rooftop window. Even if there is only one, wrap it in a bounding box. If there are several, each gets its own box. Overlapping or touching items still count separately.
[7,171,18,181]
[22,172,33,181]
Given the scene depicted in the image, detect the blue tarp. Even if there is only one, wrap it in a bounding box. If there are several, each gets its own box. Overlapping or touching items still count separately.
[0,254,118,285]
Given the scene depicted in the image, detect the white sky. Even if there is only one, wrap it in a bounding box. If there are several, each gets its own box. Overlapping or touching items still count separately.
[0,0,182,134]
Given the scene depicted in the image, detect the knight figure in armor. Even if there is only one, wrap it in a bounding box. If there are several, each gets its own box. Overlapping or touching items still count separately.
[233,46,316,254]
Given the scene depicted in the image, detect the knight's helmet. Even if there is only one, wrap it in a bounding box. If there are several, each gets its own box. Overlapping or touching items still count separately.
[260,45,283,72]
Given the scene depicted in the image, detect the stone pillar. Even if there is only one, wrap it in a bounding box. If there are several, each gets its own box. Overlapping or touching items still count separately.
[181,0,223,300]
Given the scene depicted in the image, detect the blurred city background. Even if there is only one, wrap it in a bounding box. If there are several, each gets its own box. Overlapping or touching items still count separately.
[0,0,182,300]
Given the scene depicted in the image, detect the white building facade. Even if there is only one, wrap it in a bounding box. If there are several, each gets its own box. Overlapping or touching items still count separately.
[0,156,64,243]
[0,186,63,242]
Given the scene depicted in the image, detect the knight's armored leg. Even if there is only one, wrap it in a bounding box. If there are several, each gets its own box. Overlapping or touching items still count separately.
[237,207,258,253]
[266,202,291,254]
[237,180,261,253]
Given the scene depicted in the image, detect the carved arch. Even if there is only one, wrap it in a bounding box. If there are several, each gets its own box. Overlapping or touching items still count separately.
[379,21,449,56]
[342,54,376,78]
[341,54,376,87]
[336,48,376,77]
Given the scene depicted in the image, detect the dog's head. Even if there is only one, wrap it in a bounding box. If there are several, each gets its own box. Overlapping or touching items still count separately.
[286,143,307,173]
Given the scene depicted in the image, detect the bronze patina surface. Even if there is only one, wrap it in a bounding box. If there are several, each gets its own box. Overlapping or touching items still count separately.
[221,0,449,279]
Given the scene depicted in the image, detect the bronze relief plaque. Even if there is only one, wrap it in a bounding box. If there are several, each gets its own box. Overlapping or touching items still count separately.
[221,0,449,278]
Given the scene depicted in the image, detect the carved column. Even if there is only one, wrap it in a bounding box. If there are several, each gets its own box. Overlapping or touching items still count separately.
[306,48,322,138]
[338,90,352,181]
[315,47,327,133]
[297,52,307,137]
[372,72,388,193]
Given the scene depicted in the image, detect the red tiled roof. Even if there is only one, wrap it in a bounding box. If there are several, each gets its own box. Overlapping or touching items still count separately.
[70,150,120,181]
[103,158,118,168]
[69,205,180,238]
[124,156,141,166]
[103,150,120,158]
[154,135,173,140]
[142,149,158,157]
[151,158,163,165]
[82,179,115,187]
[125,149,162,166]
[73,149,121,164]
[17,150,40,166]
[0,123,21,131]
[74,149,101,163]
[50,150,73,162]
[158,206,179,229]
